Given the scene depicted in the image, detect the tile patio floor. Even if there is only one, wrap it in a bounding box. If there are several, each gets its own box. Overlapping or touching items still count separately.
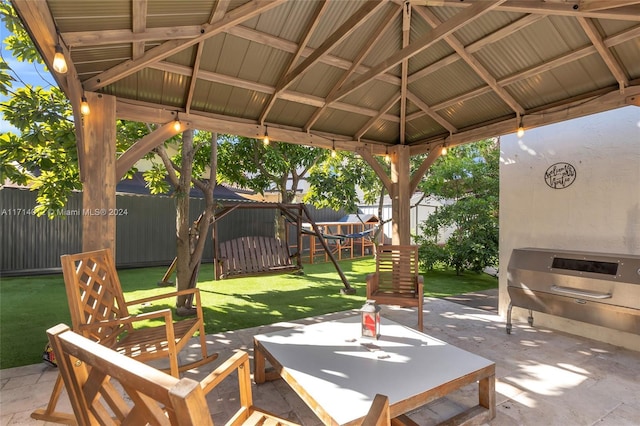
[2,294,639,425]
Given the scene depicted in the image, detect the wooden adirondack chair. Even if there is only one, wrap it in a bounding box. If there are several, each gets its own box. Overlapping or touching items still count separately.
[46,323,392,426]
[366,245,424,331]
[32,248,218,424]
[45,323,300,425]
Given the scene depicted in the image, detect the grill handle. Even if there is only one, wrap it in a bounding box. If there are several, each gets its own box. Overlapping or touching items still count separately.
[550,285,612,300]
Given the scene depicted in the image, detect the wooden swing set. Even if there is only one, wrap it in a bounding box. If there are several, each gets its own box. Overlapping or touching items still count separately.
[159,201,355,294]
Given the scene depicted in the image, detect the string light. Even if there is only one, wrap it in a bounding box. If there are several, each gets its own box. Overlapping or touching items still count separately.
[517,114,525,138]
[331,139,336,158]
[385,147,390,162]
[263,125,270,145]
[173,112,181,132]
[441,144,447,156]
[52,32,68,74]
[80,95,90,116]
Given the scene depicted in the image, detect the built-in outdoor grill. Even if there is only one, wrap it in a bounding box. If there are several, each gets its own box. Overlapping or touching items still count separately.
[506,248,640,334]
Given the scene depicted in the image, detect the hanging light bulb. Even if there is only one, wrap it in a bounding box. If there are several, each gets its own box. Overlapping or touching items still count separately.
[263,125,270,145]
[384,147,390,163]
[441,144,447,156]
[80,95,90,116]
[52,43,68,74]
[516,115,525,138]
[173,112,181,132]
[331,140,337,158]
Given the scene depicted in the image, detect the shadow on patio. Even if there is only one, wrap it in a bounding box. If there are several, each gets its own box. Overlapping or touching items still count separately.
[1,295,638,425]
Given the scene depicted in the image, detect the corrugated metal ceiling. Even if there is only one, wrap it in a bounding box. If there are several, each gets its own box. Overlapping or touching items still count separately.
[14,0,640,154]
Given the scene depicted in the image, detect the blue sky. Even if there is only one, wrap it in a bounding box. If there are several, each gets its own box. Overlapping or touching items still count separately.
[1,23,56,134]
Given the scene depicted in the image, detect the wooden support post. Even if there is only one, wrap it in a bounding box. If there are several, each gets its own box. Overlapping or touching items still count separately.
[390,145,412,245]
[80,92,116,252]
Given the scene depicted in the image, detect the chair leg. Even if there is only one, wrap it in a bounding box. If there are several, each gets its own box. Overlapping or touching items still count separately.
[31,373,77,425]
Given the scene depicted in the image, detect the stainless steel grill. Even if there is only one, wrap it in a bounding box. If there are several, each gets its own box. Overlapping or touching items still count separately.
[506,248,640,334]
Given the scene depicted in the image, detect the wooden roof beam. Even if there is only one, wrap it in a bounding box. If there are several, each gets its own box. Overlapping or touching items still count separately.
[258,0,330,124]
[400,2,411,144]
[416,0,640,21]
[355,95,401,140]
[304,5,400,132]
[259,0,383,124]
[84,0,286,91]
[413,6,525,115]
[131,0,147,59]
[328,1,506,104]
[577,17,629,91]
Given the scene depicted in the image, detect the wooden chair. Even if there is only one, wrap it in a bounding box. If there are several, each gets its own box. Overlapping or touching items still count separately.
[366,245,424,331]
[45,323,301,425]
[32,248,218,424]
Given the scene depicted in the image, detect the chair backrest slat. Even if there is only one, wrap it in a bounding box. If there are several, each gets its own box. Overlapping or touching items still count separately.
[61,249,131,344]
[375,245,419,294]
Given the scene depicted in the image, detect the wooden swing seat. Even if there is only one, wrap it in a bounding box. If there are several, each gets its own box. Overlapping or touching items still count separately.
[217,236,301,278]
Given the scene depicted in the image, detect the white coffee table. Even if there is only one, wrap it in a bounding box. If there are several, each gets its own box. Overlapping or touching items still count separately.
[254,314,495,425]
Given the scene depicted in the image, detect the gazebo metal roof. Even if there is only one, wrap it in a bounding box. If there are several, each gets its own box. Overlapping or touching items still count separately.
[13,0,640,158]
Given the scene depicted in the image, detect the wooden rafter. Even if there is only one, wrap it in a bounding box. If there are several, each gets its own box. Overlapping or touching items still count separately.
[355,94,401,141]
[406,92,456,133]
[579,0,640,12]
[400,2,411,144]
[406,24,640,124]
[577,17,629,90]
[413,6,524,115]
[131,0,147,59]
[258,0,330,124]
[327,1,505,104]
[416,0,640,21]
[304,5,401,132]
[83,0,286,91]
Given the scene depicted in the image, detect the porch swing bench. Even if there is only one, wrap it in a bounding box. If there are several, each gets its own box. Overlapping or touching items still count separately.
[217,235,301,278]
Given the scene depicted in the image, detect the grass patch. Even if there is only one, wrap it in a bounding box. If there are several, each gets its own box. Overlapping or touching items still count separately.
[0,257,496,369]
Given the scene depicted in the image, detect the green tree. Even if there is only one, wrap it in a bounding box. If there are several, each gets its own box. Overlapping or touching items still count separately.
[304,150,389,242]
[415,139,499,274]
[217,135,325,238]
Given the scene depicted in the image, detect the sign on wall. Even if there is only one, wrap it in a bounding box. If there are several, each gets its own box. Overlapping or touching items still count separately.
[544,162,577,189]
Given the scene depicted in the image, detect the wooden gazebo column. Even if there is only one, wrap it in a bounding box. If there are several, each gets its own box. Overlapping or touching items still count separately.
[390,145,412,245]
[80,92,117,252]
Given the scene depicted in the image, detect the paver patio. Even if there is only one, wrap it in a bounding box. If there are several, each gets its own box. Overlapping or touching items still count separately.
[2,294,639,425]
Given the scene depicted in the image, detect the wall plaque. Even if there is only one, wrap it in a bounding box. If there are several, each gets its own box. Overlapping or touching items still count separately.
[544,162,576,189]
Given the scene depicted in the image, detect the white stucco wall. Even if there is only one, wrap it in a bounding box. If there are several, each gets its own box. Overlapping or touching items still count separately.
[499,106,640,350]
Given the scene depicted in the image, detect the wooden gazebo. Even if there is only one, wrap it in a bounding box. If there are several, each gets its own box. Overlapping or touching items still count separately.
[12,0,640,251]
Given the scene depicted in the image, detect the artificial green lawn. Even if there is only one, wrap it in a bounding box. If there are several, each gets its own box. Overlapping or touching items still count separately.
[0,257,497,369]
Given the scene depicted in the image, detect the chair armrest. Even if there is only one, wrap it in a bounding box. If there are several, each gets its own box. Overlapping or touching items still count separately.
[126,287,201,307]
[77,309,173,336]
[366,273,379,299]
[200,351,249,395]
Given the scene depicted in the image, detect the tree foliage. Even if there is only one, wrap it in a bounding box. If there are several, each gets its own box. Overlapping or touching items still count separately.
[216,135,324,203]
[415,139,499,274]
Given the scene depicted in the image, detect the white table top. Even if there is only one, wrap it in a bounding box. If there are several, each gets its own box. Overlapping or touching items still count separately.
[254,314,494,425]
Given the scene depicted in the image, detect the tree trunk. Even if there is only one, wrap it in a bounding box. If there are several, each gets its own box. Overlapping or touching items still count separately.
[176,129,195,309]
